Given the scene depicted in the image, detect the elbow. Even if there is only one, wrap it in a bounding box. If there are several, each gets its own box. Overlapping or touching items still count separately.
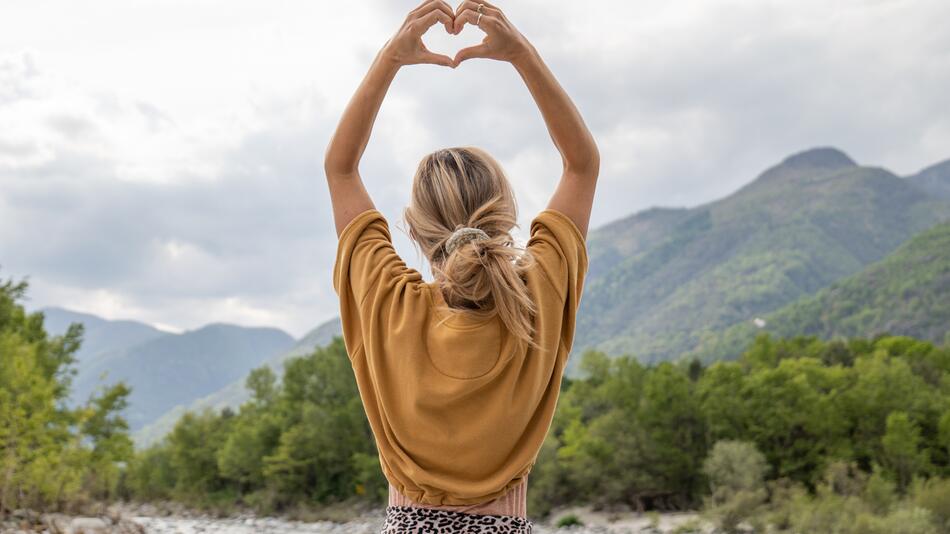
[323,145,356,180]
[565,142,600,179]
[587,143,601,176]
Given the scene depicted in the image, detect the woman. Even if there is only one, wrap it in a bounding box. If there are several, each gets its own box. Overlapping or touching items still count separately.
[326,1,598,532]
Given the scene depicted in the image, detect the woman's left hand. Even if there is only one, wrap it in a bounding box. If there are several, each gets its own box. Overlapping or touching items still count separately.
[451,1,532,66]
[382,0,457,68]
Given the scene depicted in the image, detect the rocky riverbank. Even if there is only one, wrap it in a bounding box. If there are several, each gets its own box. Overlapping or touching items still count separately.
[1,507,144,534]
[2,502,710,533]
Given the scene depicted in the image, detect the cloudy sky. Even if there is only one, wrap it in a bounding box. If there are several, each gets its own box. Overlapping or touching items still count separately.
[2,0,948,338]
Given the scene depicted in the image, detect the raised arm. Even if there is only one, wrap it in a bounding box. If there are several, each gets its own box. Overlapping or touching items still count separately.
[452,1,600,238]
[324,1,456,237]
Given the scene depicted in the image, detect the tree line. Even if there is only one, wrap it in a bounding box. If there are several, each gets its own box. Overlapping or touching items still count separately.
[2,276,949,532]
[120,325,950,531]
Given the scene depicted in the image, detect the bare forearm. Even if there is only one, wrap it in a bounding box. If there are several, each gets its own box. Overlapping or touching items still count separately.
[324,2,454,235]
[512,45,599,176]
[324,49,401,178]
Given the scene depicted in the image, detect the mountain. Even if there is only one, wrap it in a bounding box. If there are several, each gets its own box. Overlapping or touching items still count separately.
[689,221,950,362]
[571,147,950,367]
[66,319,294,431]
[908,158,950,199]
[134,316,342,446]
[40,307,166,376]
[585,206,691,279]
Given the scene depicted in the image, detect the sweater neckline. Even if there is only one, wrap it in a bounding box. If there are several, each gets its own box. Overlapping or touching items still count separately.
[425,281,499,330]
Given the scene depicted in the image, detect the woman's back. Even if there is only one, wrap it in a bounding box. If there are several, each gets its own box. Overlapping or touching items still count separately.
[332,207,588,506]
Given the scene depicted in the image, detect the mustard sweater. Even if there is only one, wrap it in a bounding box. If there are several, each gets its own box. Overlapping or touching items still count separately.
[333,207,588,505]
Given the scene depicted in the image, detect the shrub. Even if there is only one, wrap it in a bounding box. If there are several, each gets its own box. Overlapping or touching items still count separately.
[871,506,939,534]
[702,440,769,533]
[912,477,950,532]
[555,513,584,528]
[862,465,897,515]
[702,440,769,497]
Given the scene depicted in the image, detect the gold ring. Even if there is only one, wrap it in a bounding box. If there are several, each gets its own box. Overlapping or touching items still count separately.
[477,3,484,13]
[476,12,483,24]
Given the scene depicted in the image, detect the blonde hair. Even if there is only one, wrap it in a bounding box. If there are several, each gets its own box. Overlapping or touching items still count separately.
[403,146,539,349]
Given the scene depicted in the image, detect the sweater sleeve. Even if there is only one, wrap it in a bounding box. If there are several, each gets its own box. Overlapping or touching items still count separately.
[332,209,421,360]
[525,208,590,317]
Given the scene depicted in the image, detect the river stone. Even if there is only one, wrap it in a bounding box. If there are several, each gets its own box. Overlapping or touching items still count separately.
[69,516,110,534]
[42,512,73,533]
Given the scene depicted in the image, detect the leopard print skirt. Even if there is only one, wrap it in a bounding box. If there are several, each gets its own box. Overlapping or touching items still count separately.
[382,505,533,533]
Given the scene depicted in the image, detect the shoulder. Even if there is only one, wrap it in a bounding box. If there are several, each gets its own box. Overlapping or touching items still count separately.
[525,208,589,304]
[333,208,424,302]
[529,209,587,246]
[338,208,390,244]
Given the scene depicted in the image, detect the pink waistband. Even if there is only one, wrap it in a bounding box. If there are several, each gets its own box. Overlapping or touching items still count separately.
[387,474,528,517]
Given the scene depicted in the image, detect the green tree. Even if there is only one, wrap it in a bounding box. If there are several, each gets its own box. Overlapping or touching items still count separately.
[217,411,282,490]
[79,382,134,499]
[0,274,132,512]
[121,443,176,501]
[245,366,278,406]
[882,412,931,492]
[167,408,233,497]
[261,338,372,504]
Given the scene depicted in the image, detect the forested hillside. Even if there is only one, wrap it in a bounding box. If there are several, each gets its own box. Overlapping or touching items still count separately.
[690,222,950,362]
[135,317,342,446]
[571,147,950,367]
[63,320,294,431]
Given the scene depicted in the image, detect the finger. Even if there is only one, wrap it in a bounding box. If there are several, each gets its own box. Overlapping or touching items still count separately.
[411,0,431,11]
[412,8,453,36]
[410,0,440,15]
[456,0,501,17]
[412,1,455,34]
[452,9,496,34]
[476,1,507,26]
[453,43,491,66]
[411,0,454,22]
[452,7,476,33]
[419,49,455,68]
[408,0,434,21]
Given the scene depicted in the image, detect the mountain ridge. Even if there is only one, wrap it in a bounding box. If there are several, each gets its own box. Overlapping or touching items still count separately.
[40,307,168,384]
[688,221,950,362]
[39,306,296,432]
[571,146,950,366]
[908,158,950,199]
[778,146,857,170]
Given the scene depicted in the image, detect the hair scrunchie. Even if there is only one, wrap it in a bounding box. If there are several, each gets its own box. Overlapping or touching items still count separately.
[445,227,490,255]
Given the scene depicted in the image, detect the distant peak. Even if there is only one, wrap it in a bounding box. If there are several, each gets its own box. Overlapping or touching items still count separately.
[780,147,857,170]
[908,157,950,200]
[912,158,950,179]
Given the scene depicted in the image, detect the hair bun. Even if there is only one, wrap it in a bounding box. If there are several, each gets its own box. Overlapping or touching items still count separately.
[445,227,490,254]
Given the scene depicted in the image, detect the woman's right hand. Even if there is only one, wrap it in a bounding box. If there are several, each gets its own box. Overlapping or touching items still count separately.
[451,1,533,67]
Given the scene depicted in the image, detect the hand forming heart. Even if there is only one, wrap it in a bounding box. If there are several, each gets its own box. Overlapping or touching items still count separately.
[382,0,532,69]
